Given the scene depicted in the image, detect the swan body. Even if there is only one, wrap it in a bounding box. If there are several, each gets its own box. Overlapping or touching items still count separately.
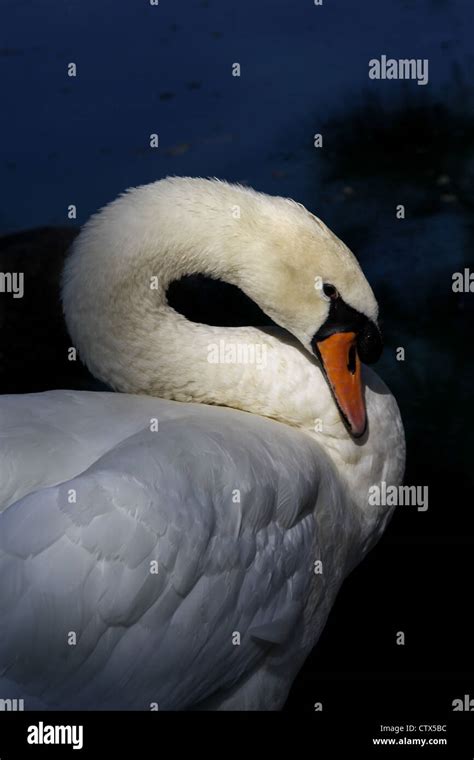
[0,178,405,710]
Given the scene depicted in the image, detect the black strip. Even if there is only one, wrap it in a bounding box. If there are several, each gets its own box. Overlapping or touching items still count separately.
[311,298,383,365]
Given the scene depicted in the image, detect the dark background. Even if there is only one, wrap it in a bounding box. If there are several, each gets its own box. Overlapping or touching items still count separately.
[1,0,473,730]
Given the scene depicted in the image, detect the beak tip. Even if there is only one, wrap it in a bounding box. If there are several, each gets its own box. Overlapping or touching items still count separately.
[349,419,367,439]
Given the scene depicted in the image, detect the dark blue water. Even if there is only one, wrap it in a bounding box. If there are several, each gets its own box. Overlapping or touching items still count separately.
[1,0,472,228]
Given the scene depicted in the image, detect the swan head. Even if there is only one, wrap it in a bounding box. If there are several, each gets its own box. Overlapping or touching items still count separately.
[204,181,382,438]
[63,177,383,438]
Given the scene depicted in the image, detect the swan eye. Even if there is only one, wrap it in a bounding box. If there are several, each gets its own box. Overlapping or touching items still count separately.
[322,283,338,301]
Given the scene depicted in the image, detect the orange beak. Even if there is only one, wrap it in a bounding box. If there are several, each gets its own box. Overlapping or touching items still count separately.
[315,331,366,438]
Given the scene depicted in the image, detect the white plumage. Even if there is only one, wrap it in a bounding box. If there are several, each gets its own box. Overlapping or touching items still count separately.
[0,178,405,710]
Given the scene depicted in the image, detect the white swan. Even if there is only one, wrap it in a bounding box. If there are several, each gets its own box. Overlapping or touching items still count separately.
[0,177,405,710]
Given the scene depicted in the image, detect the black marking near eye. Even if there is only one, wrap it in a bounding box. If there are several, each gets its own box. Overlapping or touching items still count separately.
[311,297,383,366]
[312,297,367,342]
[323,283,338,300]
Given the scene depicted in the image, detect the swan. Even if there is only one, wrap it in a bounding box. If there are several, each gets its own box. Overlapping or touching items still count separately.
[0,177,405,710]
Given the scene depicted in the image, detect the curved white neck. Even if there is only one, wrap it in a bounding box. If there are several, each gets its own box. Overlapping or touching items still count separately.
[62,179,404,518]
[65,225,336,433]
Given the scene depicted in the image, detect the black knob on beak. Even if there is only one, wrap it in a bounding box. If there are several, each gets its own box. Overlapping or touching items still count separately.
[357,320,383,365]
